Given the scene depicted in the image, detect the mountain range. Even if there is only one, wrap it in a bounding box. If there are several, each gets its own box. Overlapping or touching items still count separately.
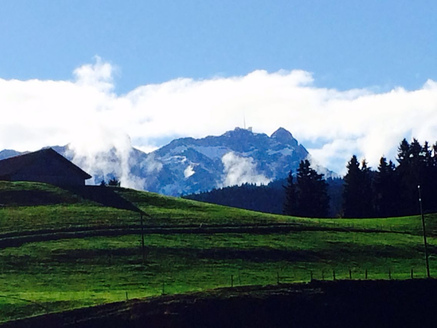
[0,127,333,196]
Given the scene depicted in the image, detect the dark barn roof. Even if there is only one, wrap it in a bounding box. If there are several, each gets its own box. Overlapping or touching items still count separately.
[0,148,91,185]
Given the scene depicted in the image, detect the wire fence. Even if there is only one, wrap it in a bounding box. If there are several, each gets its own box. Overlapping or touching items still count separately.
[0,265,432,324]
[157,266,432,295]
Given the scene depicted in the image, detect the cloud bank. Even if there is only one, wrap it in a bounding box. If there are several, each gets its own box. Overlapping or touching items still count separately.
[1,57,437,177]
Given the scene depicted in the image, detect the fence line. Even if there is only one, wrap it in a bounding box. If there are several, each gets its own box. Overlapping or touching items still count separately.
[159,266,431,294]
[1,266,431,324]
[275,267,429,285]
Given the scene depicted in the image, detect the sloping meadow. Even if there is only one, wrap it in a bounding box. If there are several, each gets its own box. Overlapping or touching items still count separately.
[0,181,435,322]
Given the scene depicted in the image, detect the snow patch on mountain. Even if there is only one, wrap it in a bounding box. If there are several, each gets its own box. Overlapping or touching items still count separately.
[184,165,196,178]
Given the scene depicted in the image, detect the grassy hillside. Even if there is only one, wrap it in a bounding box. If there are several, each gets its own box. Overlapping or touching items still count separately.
[0,181,436,323]
[5,280,437,327]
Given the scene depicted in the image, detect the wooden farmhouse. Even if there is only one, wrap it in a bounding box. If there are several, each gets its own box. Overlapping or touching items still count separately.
[0,148,91,186]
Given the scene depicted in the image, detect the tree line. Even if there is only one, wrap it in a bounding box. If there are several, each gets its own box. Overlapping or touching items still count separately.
[283,138,437,218]
[183,182,285,214]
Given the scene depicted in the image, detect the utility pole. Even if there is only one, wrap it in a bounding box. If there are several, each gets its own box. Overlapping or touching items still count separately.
[418,185,430,278]
[140,213,146,264]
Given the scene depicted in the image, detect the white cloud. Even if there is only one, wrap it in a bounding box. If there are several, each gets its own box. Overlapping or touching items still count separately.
[221,152,271,187]
[73,56,115,93]
[1,57,437,177]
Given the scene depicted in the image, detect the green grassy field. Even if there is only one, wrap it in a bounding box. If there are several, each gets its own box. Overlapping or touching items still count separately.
[0,181,435,323]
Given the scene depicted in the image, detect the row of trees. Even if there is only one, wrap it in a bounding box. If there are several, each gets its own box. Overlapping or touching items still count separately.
[284,138,437,218]
[184,182,284,214]
[100,178,121,187]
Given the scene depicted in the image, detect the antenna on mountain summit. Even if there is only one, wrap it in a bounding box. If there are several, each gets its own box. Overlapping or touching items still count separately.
[242,113,252,132]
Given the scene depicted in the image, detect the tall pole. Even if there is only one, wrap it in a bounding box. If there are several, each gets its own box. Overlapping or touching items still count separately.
[418,185,430,278]
[140,213,146,264]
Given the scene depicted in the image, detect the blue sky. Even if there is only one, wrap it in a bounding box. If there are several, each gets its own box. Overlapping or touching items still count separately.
[2,1,436,93]
[1,1,437,178]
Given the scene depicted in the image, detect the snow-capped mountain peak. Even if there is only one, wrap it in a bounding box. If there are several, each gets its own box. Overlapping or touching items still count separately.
[137,127,310,195]
[0,127,329,196]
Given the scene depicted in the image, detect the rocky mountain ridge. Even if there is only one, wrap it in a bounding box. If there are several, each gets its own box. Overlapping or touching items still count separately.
[0,127,331,196]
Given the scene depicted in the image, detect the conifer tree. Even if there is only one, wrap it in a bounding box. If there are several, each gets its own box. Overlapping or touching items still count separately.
[283,170,297,215]
[295,160,329,217]
[429,142,437,212]
[343,155,373,218]
[343,155,361,217]
[360,159,374,217]
[396,138,437,214]
[283,160,329,217]
[374,157,399,217]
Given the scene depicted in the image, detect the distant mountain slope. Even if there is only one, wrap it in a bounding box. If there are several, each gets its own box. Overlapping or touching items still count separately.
[0,128,333,196]
[0,149,23,160]
[184,177,344,217]
[143,127,310,195]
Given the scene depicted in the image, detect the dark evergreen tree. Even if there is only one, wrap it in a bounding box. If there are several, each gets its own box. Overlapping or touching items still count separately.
[343,155,374,218]
[283,160,329,217]
[343,155,361,217]
[360,159,374,217]
[108,178,121,187]
[429,142,437,212]
[374,157,399,217]
[295,160,329,217]
[395,138,435,214]
[283,170,297,215]
[420,141,437,212]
